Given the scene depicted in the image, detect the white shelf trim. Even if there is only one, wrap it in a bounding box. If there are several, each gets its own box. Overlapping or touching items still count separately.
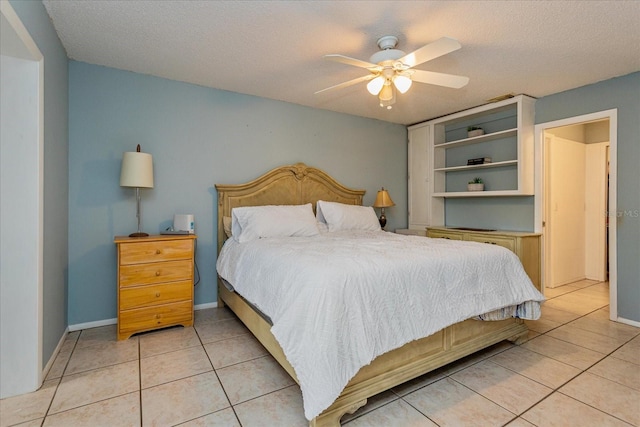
[433,190,532,198]
[433,128,517,149]
[434,160,518,172]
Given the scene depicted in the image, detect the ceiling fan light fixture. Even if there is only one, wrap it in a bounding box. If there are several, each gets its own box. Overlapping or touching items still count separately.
[379,96,394,110]
[379,84,395,109]
[366,76,385,95]
[393,75,412,94]
[378,82,393,101]
[318,35,468,111]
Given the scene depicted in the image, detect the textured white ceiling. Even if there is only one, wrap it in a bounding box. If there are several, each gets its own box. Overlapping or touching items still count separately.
[42,0,640,125]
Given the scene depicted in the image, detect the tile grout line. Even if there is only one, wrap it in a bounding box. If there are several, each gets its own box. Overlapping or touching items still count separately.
[39,329,82,425]
[526,308,638,362]
[554,382,638,426]
[193,318,244,427]
[138,334,143,427]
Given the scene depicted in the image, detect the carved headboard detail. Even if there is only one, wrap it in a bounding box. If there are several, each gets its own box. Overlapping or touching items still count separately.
[215,163,365,253]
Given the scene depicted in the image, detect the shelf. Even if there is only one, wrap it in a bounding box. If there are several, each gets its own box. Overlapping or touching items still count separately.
[433,190,530,198]
[434,128,517,149]
[434,160,517,172]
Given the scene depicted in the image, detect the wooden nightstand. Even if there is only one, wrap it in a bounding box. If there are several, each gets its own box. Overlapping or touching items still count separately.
[114,234,196,340]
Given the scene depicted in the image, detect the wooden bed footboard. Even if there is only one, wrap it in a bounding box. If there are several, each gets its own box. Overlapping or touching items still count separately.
[218,281,528,427]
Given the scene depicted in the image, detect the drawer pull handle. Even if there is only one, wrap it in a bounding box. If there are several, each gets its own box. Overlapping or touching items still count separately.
[155,271,161,276]
[155,292,160,297]
[156,249,161,254]
[484,241,497,244]
[442,237,450,239]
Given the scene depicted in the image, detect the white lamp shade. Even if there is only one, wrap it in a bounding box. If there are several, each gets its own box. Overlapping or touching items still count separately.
[120,151,154,188]
[366,76,385,95]
[393,75,412,94]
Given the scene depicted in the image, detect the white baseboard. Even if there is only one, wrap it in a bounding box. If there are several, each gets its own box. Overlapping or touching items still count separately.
[68,303,219,332]
[41,327,70,382]
[615,316,640,328]
[194,302,218,311]
[69,318,117,332]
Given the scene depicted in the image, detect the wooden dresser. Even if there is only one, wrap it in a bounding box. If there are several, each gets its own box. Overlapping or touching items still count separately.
[426,227,541,291]
[114,234,196,340]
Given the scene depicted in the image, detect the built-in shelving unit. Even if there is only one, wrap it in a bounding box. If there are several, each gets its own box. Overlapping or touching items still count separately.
[406,94,536,230]
[431,95,536,198]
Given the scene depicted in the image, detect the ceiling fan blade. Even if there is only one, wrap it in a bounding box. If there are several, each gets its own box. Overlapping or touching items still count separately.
[410,70,469,89]
[324,54,381,71]
[315,74,376,94]
[398,37,462,68]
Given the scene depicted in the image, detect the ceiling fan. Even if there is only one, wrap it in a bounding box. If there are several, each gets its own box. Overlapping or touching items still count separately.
[316,36,469,109]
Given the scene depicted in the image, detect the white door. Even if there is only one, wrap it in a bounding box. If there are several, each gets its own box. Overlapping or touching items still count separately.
[407,123,431,229]
[545,135,587,287]
[584,142,609,281]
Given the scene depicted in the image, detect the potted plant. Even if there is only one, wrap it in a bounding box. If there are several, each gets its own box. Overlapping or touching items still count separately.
[467,126,484,138]
[467,177,484,191]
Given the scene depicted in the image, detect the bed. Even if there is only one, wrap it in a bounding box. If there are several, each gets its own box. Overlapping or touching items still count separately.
[215,163,542,427]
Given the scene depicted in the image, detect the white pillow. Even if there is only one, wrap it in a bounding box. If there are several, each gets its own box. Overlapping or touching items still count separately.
[231,204,320,243]
[316,220,329,234]
[316,200,381,232]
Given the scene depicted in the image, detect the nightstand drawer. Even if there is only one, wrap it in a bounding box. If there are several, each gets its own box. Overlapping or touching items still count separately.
[119,301,193,337]
[119,260,193,288]
[119,280,192,310]
[465,234,516,252]
[119,239,193,265]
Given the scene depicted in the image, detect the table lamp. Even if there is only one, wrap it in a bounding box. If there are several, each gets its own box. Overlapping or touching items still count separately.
[120,144,154,237]
[373,187,395,229]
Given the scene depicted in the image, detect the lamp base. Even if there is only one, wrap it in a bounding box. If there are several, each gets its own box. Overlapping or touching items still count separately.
[378,214,387,229]
[129,232,149,238]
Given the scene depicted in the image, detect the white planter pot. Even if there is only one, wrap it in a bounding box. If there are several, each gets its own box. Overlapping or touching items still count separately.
[467,129,485,138]
[467,183,484,191]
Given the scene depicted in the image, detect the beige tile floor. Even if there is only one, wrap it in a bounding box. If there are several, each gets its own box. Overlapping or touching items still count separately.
[2,280,639,426]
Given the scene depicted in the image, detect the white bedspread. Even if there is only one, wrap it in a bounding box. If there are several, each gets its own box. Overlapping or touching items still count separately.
[216,230,544,420]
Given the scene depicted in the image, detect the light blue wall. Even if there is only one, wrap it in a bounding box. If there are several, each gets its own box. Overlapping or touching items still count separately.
[446,197,534,231]
[10,0,69,369]
[535,72,640,323]
[68,61,407,325]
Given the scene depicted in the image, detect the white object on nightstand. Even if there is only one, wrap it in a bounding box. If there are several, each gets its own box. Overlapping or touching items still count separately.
[173,214,195,233]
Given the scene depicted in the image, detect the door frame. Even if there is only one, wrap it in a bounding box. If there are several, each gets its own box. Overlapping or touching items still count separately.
[0,0,45,397]
[534,109,617,320]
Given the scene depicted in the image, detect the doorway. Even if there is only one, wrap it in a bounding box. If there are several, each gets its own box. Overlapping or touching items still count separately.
[544,122,609,287]
[534,110,618,321]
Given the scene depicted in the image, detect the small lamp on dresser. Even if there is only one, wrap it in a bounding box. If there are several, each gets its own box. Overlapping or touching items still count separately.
[373,187,395,229]
[120,144,154,237]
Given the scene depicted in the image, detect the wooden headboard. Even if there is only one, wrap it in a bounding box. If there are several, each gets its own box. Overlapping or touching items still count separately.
[215,163,365,253]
